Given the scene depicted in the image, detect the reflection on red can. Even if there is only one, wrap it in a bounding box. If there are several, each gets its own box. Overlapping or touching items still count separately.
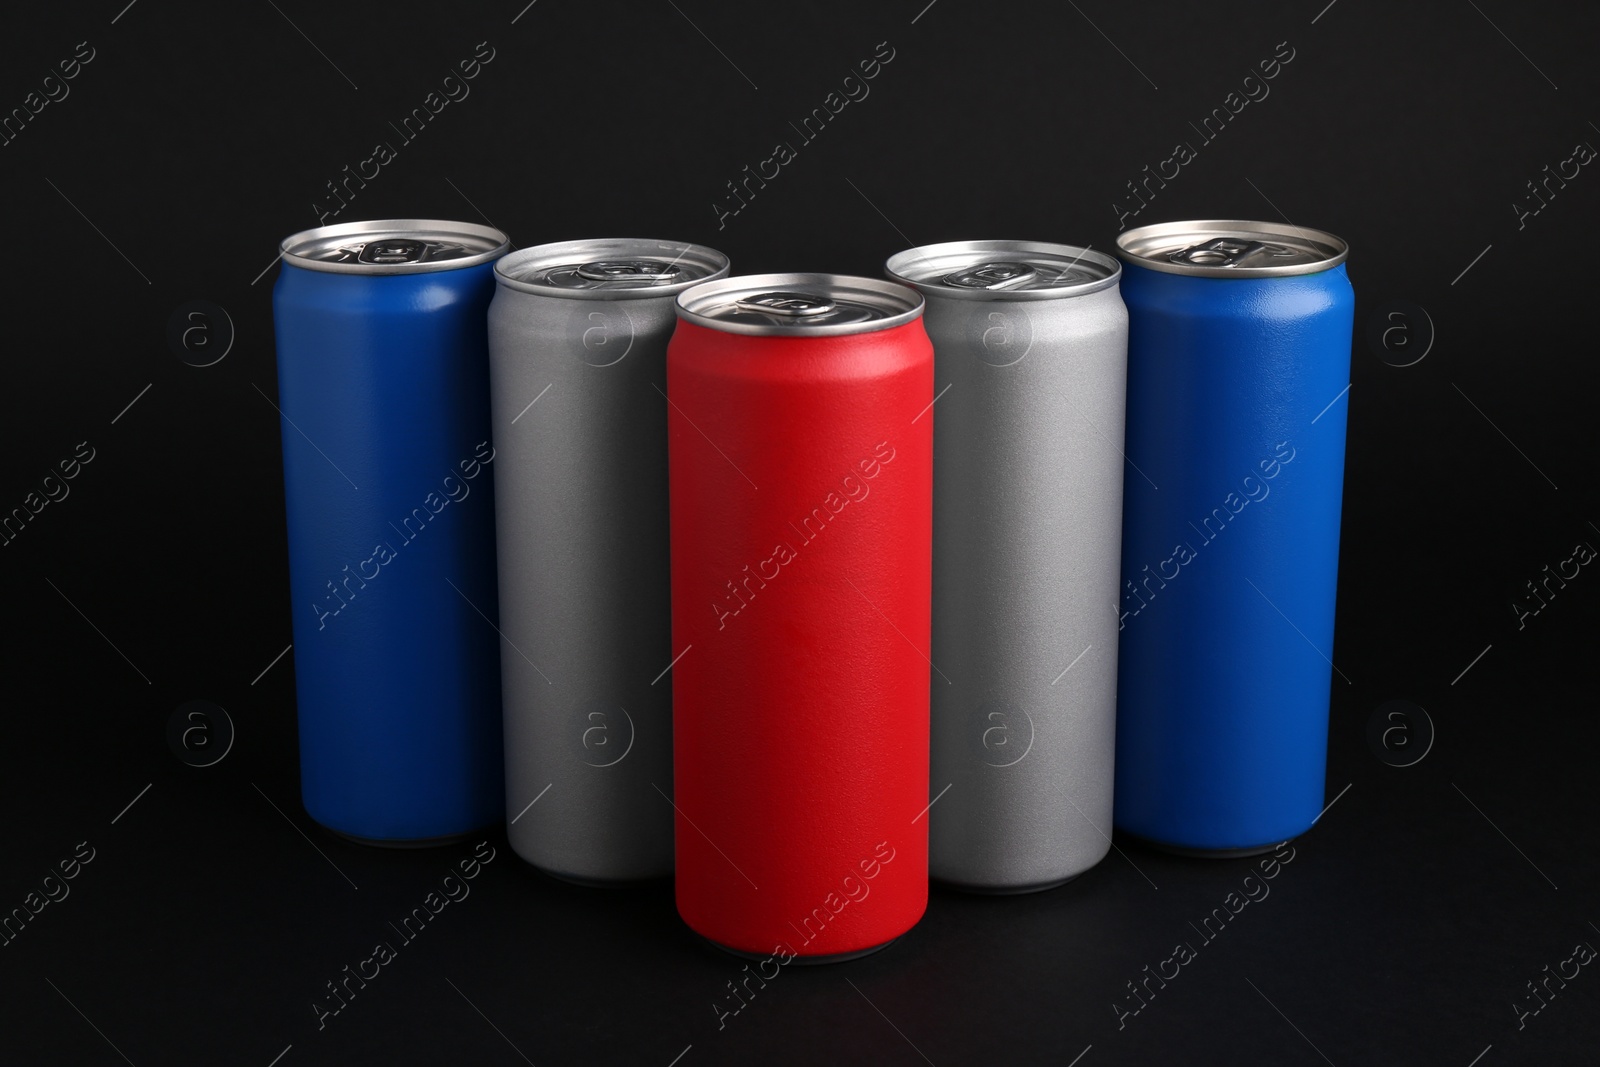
[668,273,933,961]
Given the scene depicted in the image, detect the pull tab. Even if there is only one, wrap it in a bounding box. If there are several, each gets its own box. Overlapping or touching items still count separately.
[736,291,836,317]
[576,259,684,283]
[358,239,428,265]
[942,261,1038,290]
[1168,238,1295,268]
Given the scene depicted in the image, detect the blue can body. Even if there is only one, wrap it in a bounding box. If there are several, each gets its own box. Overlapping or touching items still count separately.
[1113,261,1354,852]
[272,258,504,843]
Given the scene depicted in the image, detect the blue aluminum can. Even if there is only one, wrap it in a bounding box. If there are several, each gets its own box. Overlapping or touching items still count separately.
[272,219,510,845]
[1112,221,1354,856]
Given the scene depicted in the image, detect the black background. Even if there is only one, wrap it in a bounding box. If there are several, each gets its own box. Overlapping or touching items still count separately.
[2,1,1597,1064]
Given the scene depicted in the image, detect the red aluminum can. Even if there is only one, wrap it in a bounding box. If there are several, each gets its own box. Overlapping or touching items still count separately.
[668,273,933,961]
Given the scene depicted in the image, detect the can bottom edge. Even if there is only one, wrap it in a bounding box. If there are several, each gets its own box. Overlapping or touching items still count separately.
[932,870,1084,896]
[321,823,498,850]
[533,865,672,889]
[1123,831,1301,860]
[697,932,898,966]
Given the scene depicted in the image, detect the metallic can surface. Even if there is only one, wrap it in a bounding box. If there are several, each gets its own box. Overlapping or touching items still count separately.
[885,240,1128,892]
[271,219,509,844]
[487,239,730,883]
[669,274,932,959]
[1112,220,1355,855]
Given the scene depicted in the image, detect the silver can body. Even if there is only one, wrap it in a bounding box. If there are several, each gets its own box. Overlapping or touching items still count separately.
[487,239,729,882]
[887,241,1128,892]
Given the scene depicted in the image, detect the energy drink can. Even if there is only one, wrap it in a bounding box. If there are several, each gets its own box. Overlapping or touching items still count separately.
[487,239,730,883]
[668,274,932,960]
[885,240,1128,892]
[271,219,509,845]
[1112,220,1354,856]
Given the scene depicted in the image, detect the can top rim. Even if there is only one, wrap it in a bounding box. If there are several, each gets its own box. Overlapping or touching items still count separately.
[494,238,731,299]
[1116,220,1348,278]
[675,273,925,336]
[885,240,1121,299]
[280,219,510,275]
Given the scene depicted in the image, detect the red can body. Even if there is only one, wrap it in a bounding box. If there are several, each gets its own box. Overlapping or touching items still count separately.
[668,306,933,960]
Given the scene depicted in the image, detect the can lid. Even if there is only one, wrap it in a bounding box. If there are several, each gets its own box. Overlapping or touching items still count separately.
[495,239,730,298]
[1116,220,1348,278]
[885,240,1120,300]
[280,219,509,274]
[676,273,924,336]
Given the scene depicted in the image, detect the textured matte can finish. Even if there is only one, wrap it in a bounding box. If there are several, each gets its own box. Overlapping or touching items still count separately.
[890,251,1129,892]
[272,253,505,844]
[487,240,728,883]
[1113,253,1355,854]
[668,285,932,958]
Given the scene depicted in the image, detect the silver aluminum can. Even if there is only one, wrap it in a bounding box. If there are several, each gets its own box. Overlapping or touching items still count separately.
[885,240,1128,892]
[488,238,730,883]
